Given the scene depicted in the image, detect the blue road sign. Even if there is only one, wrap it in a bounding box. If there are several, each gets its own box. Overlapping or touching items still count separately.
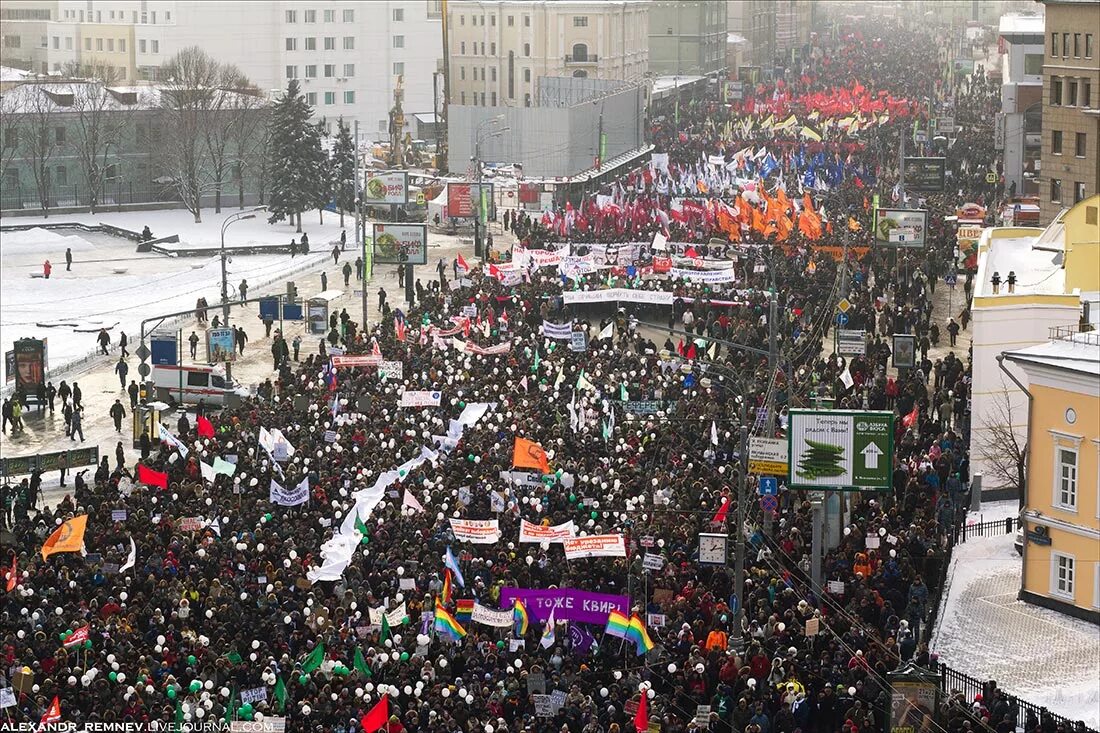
[760,494,779,514]
[945,273,957,287]
[836,312,849,327]
[758,477,778,496]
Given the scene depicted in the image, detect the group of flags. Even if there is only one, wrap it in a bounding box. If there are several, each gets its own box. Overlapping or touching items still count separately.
[604,610,655,656]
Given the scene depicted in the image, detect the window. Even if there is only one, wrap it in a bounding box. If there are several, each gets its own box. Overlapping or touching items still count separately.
[119,39,125,52]
[56,166,67,186]
[187,371,209,388]
[65,37,72,50]
[324,37,335,50]
[286,10,297,23]
[1022,53,1043,76]
[459,14,465,26]
[1076,132,1087,158]
[139,39,147,53]
[1052,552,1075,599]
[508,15,514,26]
[344,63,355,77]
[84,37,91,51]
[3,129,17,148]
[460,66,465,80]
[343,36,354,50]
[3,35,21,49]
[1051,178,1062,203]
[1057,447,1078,508]
[52,36,58,49]
[573,16,588,27]
[1068,80,1078,107]
[286,65,298,79]
[1082,80,1091,107]
[490,42,496,55]
[1075,182,1087,203]
[393,62,404,76]
[1063,33,1070,57]
[305,10,316,23]
[107,38,114,51]
[461,92,466,104]
[305,64,317,78]
[571,43,588,62]
[393,8,404,21]
[325,91,335,105]
[151,40,159,53]
[491,91,497,105]
[460,41,466,55]
[286,37,297,51]
[344,91,355,104]
[324,64,335,77]
[324,9,335,22]
[1087,34,1094,59]
[427,0,443,20]
[1052,130,1063,154]
[306,92,317,105]
[343,9,355,22]
[523,68,531,82]
[524,42,530,57]
[305,37,316,50]
[96,38,103,51]
[491,14,496,26]
[393,35,404,48]
[55,127,65,144]
[1074,33,1081,57]
[524,14,530,27]
[491,66,497,82]
[524,92,531,107]
[1052,78,1062,105]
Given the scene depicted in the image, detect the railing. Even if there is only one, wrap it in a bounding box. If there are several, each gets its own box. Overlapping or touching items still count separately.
[940,663,1097,732]
[1049,323,1099,343]
[955,516,1016,544]
[565,54,598,64]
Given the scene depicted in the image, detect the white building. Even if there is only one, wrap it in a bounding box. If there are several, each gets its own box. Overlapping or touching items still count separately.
[1,0,443,139]
[997,12,1045,197]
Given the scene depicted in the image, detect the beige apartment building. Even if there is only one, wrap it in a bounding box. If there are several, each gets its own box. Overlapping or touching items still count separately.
[1040,0,1099,224]
[447,0,648,108]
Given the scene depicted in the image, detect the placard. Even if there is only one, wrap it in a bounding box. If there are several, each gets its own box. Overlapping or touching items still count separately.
[562,534,627,560]
[471,603,513,628]
[519,519,576,544]
[373,223,428,265]
[363,170,409,205]
[805,617,820,636]
[111,509,127,522]
[827,580,845,595]
[647,613,666,628]
[527,673,547,695]
[0,687,15,709]
[695,706,711,727]
[400,390,442,408]
[240,686,267,704]
[642,553,665,571]
[498,587,630,625]
[399,578,416,590]
[569,331,588,352]
[179,517,204,532]
[533,694,553,717]
[379,361,404,380]
[449,518,501,544]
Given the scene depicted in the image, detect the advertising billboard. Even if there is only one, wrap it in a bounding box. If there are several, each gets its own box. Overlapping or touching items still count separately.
[12,338,47,393]
[788,410,894,490]
[447,182,494,220]
[901,157,945,192]
[363,170,410,205]
[206,328,236,363]
[874,209,928,247]
[373,223,428,265]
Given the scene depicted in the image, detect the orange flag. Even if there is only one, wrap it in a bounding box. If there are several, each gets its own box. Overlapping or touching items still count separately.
[41,515,88,560]
[513,437,550,474]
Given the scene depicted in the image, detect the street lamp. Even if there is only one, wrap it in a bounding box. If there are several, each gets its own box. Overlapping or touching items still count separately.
[219,206,266,380]
[473,116,508,261]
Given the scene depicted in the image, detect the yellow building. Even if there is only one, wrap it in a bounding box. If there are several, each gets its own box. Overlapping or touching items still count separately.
[1004,328,1100,622]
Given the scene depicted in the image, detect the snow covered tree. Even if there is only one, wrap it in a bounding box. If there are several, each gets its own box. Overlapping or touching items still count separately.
[266,80,323,232]
[331,117,356,229]
[308,120,332,226]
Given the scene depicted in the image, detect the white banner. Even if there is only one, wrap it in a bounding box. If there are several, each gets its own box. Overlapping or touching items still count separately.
[562,289,674,306]
[331,354,382,368]
[269,478,309,506]
[668,268,738,284]
[369,602,408,627]
[541,321,574,340]
[379,361,404,380]
[471,603,514,628]
[400,390,442,407]
[519,519,577,544]
[449,518,501,544]
[562,534,627,560]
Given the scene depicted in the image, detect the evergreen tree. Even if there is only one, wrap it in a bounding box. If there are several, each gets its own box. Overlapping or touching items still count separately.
[331,117,356,229]
[308,120,332,226]
[266,80,317,232]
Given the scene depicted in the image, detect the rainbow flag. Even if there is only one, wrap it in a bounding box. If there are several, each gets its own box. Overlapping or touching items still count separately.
[627,614,654,655]
[513,599,529,636]
[455,599,474,625]
[434,600,467,641]
[441,569,453,605]
[604,609,630,639]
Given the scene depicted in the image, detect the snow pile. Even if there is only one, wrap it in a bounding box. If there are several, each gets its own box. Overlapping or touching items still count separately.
[1,227,97,254]
[933,532,1100,728]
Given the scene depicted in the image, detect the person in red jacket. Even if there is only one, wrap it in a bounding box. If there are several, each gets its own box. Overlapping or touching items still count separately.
[43,260,52,279]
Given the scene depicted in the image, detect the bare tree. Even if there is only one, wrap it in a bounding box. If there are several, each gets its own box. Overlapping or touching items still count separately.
[203,70,260,214]
[975,389,1027,498]
[62,61,131,212]
[0,92,21,185]
[20,88,58,216]
[228,92,270,209]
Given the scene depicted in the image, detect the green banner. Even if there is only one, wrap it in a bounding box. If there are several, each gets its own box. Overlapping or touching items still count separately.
[787,410,894,490]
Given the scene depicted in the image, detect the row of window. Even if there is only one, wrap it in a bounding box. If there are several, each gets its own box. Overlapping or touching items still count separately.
[1051,130,1088,158]
[1050,31,1094,60]
[1050,179,1090,205]
[286,9,355,24]
[285,36,362,51]
[286,64,356,79]
[61,8,169,24]
[1050,76,1092,108]
[459,13,531,28]
[1050,551,1100,609]
[303,91,356,106]
[459,65,532,84]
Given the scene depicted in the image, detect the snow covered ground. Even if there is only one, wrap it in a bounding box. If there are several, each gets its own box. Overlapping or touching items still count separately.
[932,529,1100,728]
[0,208,351,383]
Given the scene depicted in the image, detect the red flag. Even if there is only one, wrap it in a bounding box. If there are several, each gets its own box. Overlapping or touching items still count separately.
[137,464,168,490]
[360,694,389,733]
[711,496,730,525]
[40,696,61,726]
[902,406,919,429]
[196,416,215,438]
[634,691,648,732]
[456,253,470,273]
[5,555,16,592]
[62,625,90,648]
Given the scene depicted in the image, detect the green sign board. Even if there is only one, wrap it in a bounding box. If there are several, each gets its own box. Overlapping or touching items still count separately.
[787,410,894,490]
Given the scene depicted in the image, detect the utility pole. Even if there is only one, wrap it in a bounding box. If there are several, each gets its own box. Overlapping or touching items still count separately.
[731,396,749,652]
[474,138,483,260]
[439,0,450,171]
[596,107,604,171]
[811,492,825,597]
[355,119,367,330]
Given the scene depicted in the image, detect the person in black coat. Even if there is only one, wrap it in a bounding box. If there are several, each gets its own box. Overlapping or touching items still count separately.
[177,412,190,436]
[109,399,126,433]
[139,429,152,460]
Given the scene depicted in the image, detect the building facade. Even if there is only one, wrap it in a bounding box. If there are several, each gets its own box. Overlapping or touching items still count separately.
[998,13,1045,197]
[1,0,443,139]
[1004,328,1100,623]
[647,0,725,76]
[1040,0,1099,224]
[744,0,813,73]
[446,0,648,109]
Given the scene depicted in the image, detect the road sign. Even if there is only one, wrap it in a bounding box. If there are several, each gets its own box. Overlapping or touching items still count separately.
[837,329,866,356]
[758,477,778,496]
[836,312,849,327]
[135,343,151,361]
[944,272,957,287]
[985,172,998,184]
[760,494,779,514]
[837,298,852,313]
[137,363,151,378]
[749,437,788,476]
[787,410,894,490]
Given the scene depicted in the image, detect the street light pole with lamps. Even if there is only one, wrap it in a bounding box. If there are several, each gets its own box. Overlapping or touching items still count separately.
[473,115,508,261]
[219,206,266,381]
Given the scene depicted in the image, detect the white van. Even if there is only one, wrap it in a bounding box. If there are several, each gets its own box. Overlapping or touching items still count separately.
[151,364,240,407]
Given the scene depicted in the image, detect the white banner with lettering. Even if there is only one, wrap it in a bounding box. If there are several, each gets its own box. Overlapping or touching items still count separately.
[562,288,675,306]
[562,534,627,560]
[471,603,514,628]
[269,478,309,507]
[668,268,738,284]
[400,390,442,407]
[449,518,502,544]
[519,519,577,544]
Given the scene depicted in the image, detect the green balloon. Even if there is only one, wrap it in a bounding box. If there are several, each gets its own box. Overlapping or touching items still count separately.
[66,628,73,636]
[109,672,118,682]
[298,674,309,685]
[239,702,253,717]
[591,511,598,519]
[569,494,576,503]
[264,513,272,522]
[188,655,197,665]
[167,686,177,700]
[497,640,505,649]
[459,401,466,408]
[190,680,201,693]
[84,640,92,649]
[59,633,67,642]
[400,652,410,661]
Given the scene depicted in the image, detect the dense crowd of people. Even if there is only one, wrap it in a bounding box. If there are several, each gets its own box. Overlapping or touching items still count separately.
[4,12,1084,733]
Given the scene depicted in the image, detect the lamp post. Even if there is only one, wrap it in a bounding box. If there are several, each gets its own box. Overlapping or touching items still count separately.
[473,115,508,261]
[219,206,265,381]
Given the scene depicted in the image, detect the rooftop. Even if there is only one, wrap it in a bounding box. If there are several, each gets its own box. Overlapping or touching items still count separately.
[998,13,1045,36]
[1004,330,1100,377]
[975,229,1067,298]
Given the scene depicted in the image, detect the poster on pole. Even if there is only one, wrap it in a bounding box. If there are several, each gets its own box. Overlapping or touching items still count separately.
[11,338,46,392]
[447,182,495,220]
[363,170,409,205]
[373,223,428,265]
[874,209,928,247]
[307,299,329,336]
[901,157,946,192]
[787,410,894,490]
[205,329,236,363]
[748,437,789,476]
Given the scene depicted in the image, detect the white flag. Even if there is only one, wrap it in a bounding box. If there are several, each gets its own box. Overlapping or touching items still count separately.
[840,368,854,390]
[120,536,137,574]
[199,461,216,483]
[158,424,189,457]
[598,322,614,341]
[402,489,425,513]
[711,420,719,446]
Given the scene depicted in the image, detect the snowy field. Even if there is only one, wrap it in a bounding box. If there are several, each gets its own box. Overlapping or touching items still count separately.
[0,209,351,383]
[932,522,1100,728]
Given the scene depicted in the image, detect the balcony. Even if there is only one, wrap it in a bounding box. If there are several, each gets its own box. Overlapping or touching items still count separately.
[565,54,597,65]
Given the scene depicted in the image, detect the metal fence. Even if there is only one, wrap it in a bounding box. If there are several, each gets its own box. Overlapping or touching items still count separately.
[0,180,182,212]
[940,663,1096,732]
[956,516,1017,544]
